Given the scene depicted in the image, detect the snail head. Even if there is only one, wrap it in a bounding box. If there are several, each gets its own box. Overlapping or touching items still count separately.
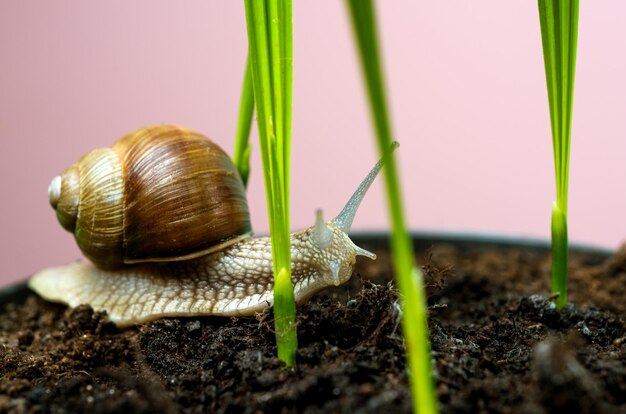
[307,141,399,287]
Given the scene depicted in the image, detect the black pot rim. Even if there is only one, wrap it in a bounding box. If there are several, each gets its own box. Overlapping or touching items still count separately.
[1,231,615,307]
[350,230,615,255]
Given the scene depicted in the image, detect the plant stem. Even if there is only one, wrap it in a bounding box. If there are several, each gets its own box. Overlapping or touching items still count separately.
[538,0,578,309]
[233,57,254,187]
[551,203,568,308]
[243,0,297,366]
[346,1,438,413]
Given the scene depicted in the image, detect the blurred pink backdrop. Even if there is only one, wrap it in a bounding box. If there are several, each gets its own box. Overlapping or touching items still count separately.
[1,2,625,288]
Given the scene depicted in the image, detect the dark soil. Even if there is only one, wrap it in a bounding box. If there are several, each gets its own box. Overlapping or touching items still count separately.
[1,235,624,413]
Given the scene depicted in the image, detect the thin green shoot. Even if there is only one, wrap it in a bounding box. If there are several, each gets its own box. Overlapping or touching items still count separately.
[538,0,579,309]
[233,57,254,187]
[243,0,297,366]
[345,1,438,413]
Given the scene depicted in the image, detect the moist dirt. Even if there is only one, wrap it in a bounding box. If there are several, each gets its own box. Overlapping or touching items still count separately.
[1,236,624,413]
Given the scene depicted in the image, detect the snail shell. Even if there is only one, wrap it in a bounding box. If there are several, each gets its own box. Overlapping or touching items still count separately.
[47,125,251,269]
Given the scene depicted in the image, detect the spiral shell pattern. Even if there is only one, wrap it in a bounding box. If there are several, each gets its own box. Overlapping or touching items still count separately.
[49,125,251,269]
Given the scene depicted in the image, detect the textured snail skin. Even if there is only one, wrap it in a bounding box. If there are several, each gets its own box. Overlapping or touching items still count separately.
[29,223,374,327]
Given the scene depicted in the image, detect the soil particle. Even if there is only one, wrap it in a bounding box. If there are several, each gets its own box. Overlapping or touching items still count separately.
[1,238,624,413]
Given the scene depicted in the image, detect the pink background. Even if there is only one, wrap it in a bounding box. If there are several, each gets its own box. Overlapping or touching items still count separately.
[1,2,625,288]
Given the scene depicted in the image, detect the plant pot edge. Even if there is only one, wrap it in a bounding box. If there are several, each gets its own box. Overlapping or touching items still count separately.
[1,231,615,307]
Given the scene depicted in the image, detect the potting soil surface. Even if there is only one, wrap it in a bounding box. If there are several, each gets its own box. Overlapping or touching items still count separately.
[1,240,624,413]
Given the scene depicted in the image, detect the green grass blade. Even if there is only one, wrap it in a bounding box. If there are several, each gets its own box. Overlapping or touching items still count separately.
[233,57,254,187]
[551,203,568,308]
[538,0,578,309]
[244,0,297,366]
[346,1,438,413]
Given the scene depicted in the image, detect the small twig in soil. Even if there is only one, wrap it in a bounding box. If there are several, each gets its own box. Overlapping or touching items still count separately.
[422,247,455,290]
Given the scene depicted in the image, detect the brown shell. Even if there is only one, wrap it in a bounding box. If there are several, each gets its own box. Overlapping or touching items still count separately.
[49,125,251,269]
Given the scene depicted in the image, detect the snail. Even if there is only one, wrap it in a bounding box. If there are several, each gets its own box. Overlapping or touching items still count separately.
[29,125,391,327]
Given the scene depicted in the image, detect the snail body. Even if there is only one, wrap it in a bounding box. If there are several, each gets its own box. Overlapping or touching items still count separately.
[31,221,372,327]
[30,125,388,327]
